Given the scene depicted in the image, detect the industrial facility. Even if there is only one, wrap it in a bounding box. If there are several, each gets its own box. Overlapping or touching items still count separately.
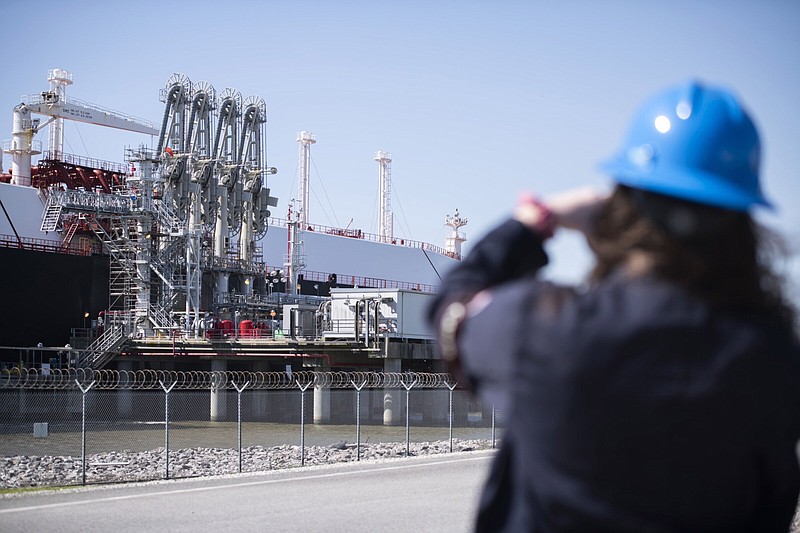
[0,69,469,378]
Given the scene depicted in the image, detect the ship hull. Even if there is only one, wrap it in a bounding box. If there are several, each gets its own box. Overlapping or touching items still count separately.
[0,246,109,349]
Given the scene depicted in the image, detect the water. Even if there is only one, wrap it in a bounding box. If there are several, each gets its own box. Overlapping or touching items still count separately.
[0,420,499,458]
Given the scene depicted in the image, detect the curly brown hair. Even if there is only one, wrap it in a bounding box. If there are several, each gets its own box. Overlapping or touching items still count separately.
[589,186,796,331]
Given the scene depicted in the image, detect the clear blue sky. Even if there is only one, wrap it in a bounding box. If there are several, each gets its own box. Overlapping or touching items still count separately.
[1,0,798,297]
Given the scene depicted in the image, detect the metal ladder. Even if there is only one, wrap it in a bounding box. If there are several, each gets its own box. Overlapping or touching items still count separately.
[40,203,62,232]
[61,222,79,249]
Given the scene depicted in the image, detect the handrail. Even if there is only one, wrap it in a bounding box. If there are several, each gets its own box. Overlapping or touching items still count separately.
[48,188,136,215]
[76,326,127,369]
[268,217,461,261]
[277,266,436,293]
[0,233,95,256]
[40,150,128,174]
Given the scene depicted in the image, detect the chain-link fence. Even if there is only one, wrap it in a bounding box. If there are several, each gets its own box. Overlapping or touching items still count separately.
[0,368,501,489]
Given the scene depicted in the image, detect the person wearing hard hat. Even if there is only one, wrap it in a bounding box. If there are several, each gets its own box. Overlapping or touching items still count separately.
[430,82,800,532]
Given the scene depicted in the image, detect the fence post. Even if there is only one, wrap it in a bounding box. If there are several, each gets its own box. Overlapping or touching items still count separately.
[159,380,176,479]
[491,405,496,449]
[351,380,367,461]
[445,382,458,453]
[296,380,312,466]
[233,381,250,473]
[401,379,417,457]
[75,379,96,486]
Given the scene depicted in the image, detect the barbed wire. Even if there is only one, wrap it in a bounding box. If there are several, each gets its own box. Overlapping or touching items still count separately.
[0,368,457,390]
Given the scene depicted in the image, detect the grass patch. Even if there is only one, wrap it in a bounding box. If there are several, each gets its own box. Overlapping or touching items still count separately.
[0,484,76,495]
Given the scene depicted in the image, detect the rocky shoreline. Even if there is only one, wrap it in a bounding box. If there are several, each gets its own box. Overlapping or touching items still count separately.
[0,439,491,490]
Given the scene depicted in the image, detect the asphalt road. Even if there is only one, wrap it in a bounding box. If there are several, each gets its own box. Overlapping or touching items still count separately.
[0,450,494,533]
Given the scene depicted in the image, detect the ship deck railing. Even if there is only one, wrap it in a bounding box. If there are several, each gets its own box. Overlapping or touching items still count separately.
[265,265,437,294]
[267,216,461,261]
[39,150,129,174]
[0,233,95,256]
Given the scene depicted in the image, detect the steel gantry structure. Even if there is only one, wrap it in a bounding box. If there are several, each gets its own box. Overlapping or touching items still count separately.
[29,71,278,364]
[144,73,278,340]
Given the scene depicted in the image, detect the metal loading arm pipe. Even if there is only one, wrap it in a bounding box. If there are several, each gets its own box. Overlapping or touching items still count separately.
[186,91,212,155]
[184,95,200,152]
[237,104,260,165]
[213,98,237,161]
[156,85,183,154]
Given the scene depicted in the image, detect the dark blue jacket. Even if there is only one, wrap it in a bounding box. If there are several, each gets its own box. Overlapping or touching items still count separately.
[429,219,800,532]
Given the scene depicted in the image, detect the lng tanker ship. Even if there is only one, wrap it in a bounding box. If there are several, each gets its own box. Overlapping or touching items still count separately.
[0,69,467,367]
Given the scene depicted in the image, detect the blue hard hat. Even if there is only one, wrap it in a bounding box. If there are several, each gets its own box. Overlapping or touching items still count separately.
[600,81,772,212]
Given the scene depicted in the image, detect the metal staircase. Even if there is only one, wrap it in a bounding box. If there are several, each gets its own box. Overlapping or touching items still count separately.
[76,326,128,369]
[148,303,175,331]
[149,237,185,290]
[153,198,183,235]
[148,200,187,327]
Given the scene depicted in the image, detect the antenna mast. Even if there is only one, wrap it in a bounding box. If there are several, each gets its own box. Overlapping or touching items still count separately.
[296,131,316,228]
[445,209,468,259]
[375,150,392,242]
[45,69,73,160]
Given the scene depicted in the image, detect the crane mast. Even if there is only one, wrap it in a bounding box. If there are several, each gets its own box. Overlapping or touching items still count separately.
[5,68,157,187]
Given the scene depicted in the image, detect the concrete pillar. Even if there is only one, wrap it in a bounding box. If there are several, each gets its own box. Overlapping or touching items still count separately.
[383,358,402,426]
[251,360,271,420]
[210,359,227,421]
[20,388,32,415]
[117,360,134,419]
[313,368,331,424]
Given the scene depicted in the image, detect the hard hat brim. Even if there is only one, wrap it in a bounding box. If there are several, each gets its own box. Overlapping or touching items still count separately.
[599,156,774,213]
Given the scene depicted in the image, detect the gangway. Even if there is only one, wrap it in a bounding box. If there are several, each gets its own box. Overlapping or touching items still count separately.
[40,203,62,232]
